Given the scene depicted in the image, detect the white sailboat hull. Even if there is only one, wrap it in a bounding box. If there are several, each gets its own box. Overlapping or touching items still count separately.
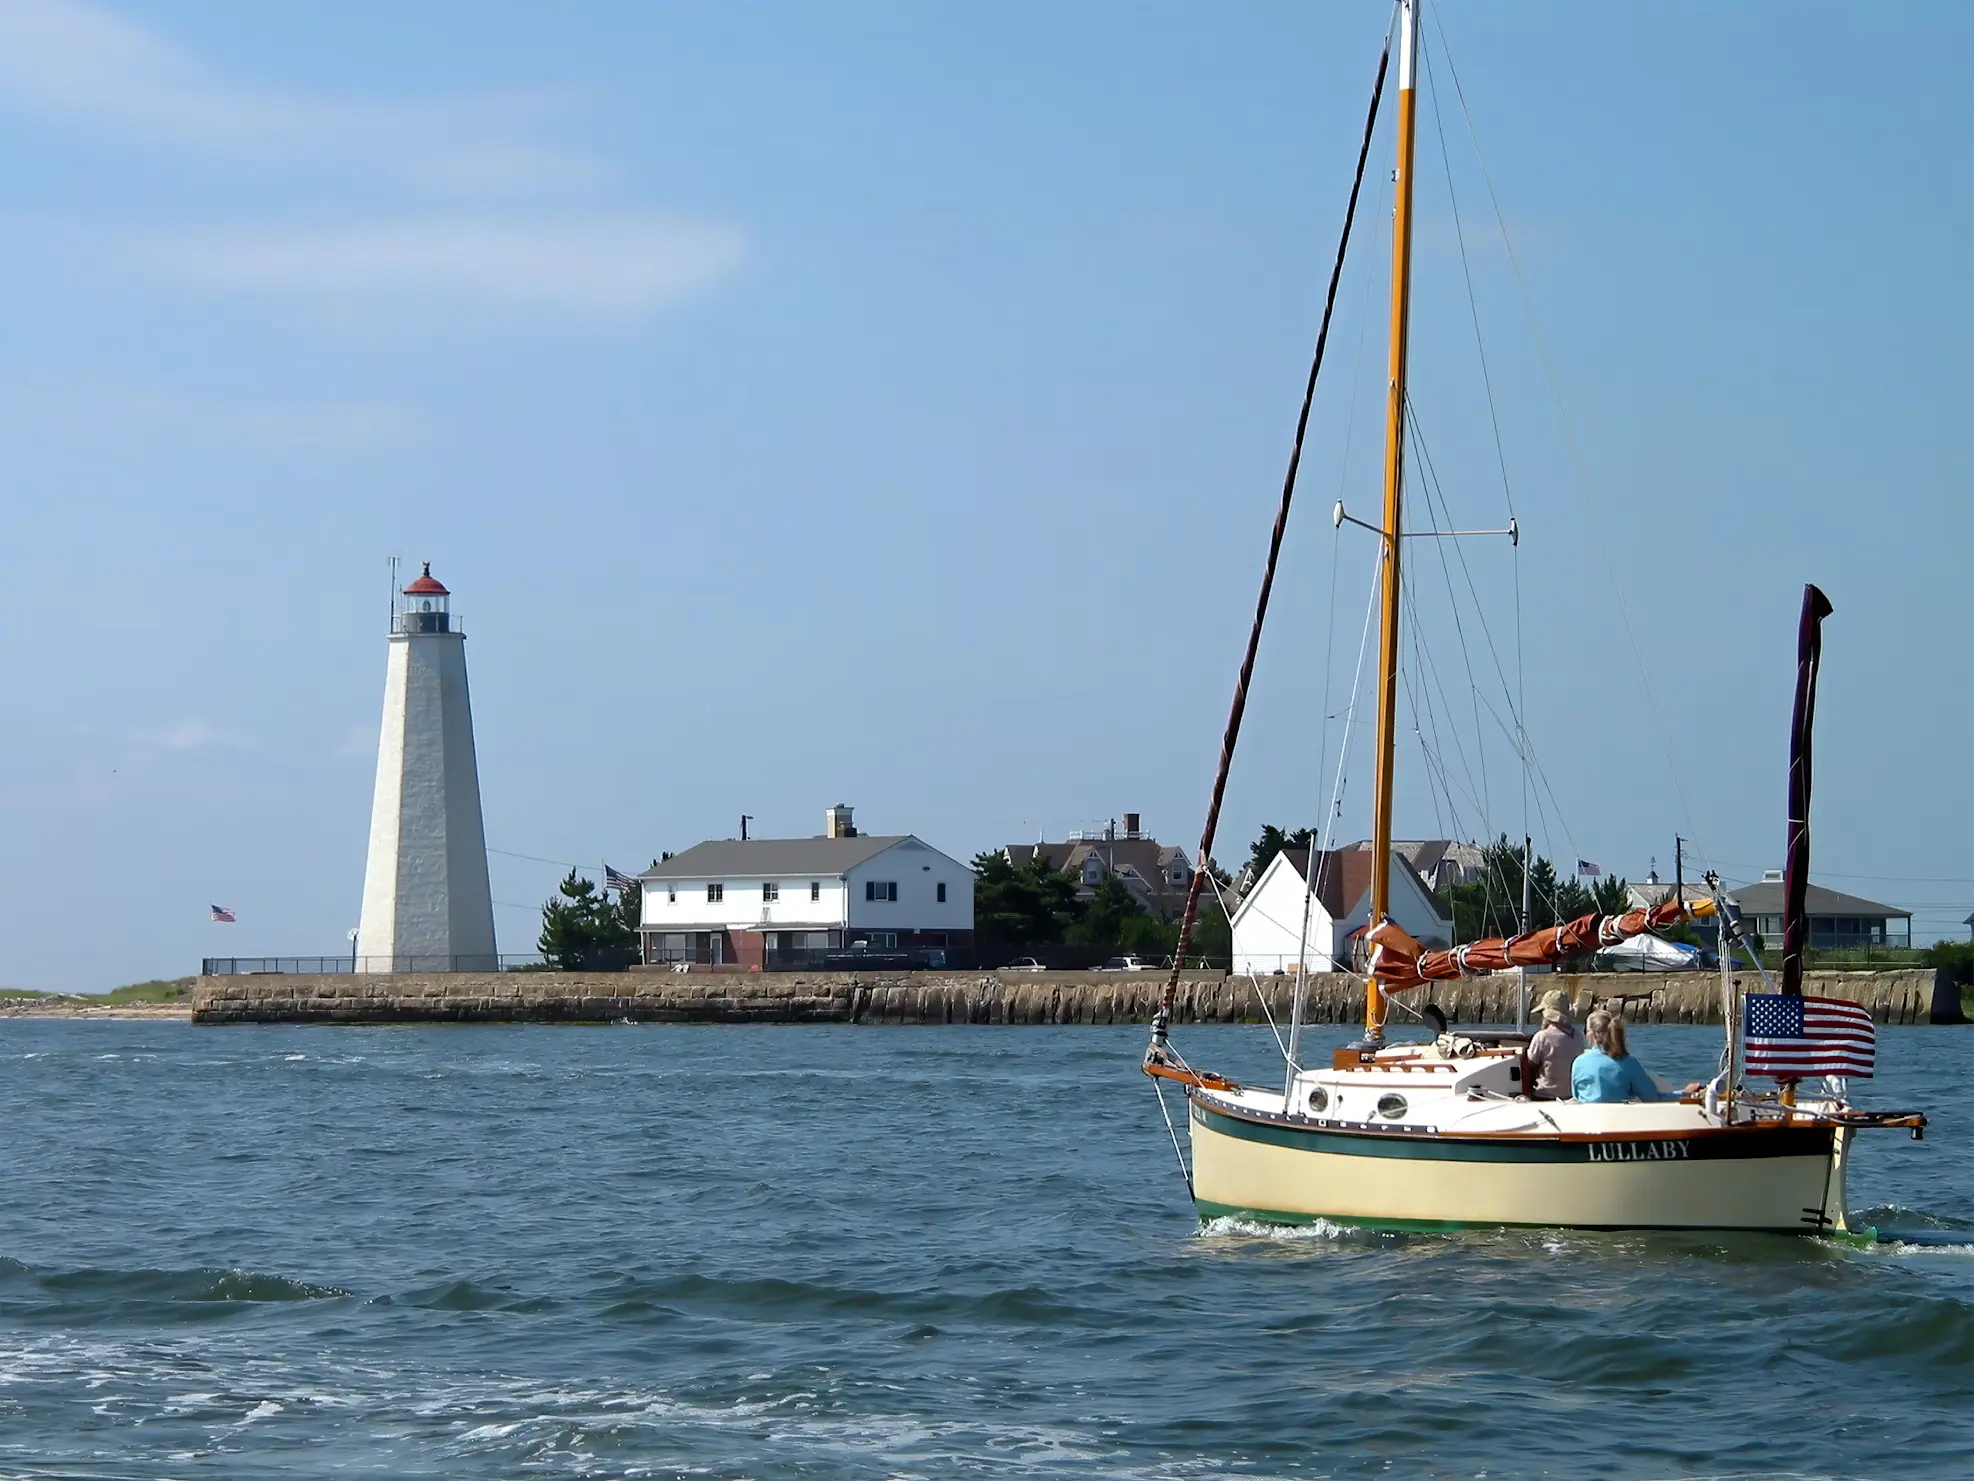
[1189,1089,1849,1234]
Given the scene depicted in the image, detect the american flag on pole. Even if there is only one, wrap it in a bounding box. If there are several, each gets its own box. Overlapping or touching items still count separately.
[604,864,637,893]
[1744,993,1875,1078]
[210,904,236,923]
[1576,859,1602,877]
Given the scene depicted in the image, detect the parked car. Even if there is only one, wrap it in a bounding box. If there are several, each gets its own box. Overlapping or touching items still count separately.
[1002,957,1046,972]
[1098,954,1157,971]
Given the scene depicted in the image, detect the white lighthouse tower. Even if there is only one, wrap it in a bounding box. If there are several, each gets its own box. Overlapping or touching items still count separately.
[355,563,498,971]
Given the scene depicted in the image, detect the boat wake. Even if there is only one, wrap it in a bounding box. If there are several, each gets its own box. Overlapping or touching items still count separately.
[1195,1214,1397,1245]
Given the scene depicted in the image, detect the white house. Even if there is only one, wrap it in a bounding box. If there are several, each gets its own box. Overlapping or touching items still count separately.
[637,806,974,968]
[1231,845,1451,975]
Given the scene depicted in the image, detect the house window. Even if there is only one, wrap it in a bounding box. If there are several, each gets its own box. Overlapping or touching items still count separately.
[865,881,897,902]
[667,885,677,904]
[936,882,947,903]
[810,881,821,902]
[706,883,724,903]
[763,882,779,902]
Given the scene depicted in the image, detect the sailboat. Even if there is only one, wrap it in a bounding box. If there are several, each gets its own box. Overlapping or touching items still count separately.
[1142,0,1925,1234]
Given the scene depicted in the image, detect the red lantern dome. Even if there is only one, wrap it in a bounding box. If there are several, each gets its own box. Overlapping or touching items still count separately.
[402,562,449,597]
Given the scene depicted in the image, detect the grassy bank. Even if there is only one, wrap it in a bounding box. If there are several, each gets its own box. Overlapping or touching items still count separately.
[1,977,196,1006]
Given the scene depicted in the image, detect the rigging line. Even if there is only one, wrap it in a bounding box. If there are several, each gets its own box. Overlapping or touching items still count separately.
[1317,185,1388,885]
[1400,588,1471,837]
[1404,397,1563,860]
[488,846,584,869]
[1466,683,1582,866]
[1159,30,1392,1019]
[1404,398,1521,722]
[1320,543,1387,861]
[1399,654,1448,841]
[1425,25,1538,886]
[1149,1080,1193,1198]
[1406,470,1499,836]
[1418,32,1518,520]
[1427,2,1696,833]
[1402,615,1453,839]
[1401,411,1495,822]
[1218,884,1292,1066]
[1292,540,1385,1060]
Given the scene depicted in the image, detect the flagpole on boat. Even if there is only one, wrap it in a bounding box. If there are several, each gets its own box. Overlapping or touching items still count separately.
[1363,0,1419,1045]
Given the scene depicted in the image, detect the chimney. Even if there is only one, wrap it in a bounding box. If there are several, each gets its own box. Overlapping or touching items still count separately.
[826,803,857,839]
[1124,812,1142,839]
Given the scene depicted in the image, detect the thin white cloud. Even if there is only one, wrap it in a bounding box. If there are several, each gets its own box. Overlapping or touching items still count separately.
[0,377,433,450]
[151,719,256,753]
[138,218,747,314]
[0,0,602,190]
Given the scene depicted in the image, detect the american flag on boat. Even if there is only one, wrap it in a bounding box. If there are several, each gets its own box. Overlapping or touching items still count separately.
[604,864,638,892]
[1744,993,1875,1078]
[1576,859,1602,877]
[210,904,236,923]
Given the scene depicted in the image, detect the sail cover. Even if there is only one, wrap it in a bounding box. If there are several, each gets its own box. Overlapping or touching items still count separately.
[1368,897,1718,989]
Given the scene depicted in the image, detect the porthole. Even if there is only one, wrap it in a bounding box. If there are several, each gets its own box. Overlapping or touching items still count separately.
[1306,1086,1329,1114]
[1377,1092,1408,1121]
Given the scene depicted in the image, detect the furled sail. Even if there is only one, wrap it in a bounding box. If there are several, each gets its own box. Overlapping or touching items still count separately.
[1366,897,1719,990]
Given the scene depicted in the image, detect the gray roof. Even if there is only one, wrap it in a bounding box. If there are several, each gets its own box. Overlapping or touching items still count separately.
[639,835,914,881]
[1726,880,1910,918]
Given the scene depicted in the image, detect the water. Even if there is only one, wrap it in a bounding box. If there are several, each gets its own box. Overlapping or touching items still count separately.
[1,1021,1967,1480]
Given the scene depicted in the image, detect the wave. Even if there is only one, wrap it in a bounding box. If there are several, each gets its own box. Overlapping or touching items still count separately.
[0,1258,352,1309]
[585,1269,1090,1327]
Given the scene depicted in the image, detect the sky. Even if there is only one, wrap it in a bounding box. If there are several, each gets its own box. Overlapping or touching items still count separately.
[0,0,1966,991]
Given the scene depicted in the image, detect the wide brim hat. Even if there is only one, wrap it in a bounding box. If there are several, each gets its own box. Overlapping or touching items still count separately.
[1538,988,1573,1024]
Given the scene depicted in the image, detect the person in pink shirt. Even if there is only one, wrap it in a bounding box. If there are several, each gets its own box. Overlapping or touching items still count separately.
[1524,989,1583,1100]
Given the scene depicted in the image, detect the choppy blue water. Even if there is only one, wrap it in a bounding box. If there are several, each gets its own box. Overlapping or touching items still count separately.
[0,1021,1967,1479]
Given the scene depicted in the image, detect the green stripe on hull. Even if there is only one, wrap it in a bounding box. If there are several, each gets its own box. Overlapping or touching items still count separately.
[1193,1198,1818,1236]
[1192,1099,1834,1165]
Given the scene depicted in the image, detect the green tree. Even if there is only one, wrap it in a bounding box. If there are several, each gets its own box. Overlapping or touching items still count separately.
[1592,874,1631,916]
[1067,873,1147,949]
[538,869,637,971]
[1448,836,1635,944]
[971,850,1083,948]
[1246,824,1316,884]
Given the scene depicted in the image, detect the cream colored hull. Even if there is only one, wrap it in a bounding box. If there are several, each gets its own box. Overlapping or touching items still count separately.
[1190,1097,1847,1234]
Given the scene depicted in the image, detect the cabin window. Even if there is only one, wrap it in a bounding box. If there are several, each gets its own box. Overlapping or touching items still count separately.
[1306,1086,1329,1114]
[1377,1093,1408,1121]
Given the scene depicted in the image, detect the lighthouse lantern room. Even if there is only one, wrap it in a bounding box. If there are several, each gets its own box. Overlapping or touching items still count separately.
[398,562,452,634]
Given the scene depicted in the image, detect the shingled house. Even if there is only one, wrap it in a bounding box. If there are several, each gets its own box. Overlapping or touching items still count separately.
[1003,814,1195,921]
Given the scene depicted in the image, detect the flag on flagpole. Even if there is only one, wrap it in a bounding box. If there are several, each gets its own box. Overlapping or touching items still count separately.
[210,905,236,923]
[1744,993,1875,1078]
[1576,859,1602,877]
[604,864,637,893]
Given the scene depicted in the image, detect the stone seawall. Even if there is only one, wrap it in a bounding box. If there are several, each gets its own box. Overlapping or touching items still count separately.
[190,968,1942,1027]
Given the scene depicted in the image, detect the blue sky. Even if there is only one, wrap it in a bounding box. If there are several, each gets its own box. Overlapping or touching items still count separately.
[0,0,1966,991]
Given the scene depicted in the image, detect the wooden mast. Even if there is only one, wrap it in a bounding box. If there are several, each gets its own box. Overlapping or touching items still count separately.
[1365,0,1420,1042]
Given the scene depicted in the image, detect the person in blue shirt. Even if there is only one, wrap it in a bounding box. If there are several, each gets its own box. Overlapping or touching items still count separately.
[1572,1010,1701,1103]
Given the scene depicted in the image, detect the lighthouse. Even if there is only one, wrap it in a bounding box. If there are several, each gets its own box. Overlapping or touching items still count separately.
[355,564,498,971]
